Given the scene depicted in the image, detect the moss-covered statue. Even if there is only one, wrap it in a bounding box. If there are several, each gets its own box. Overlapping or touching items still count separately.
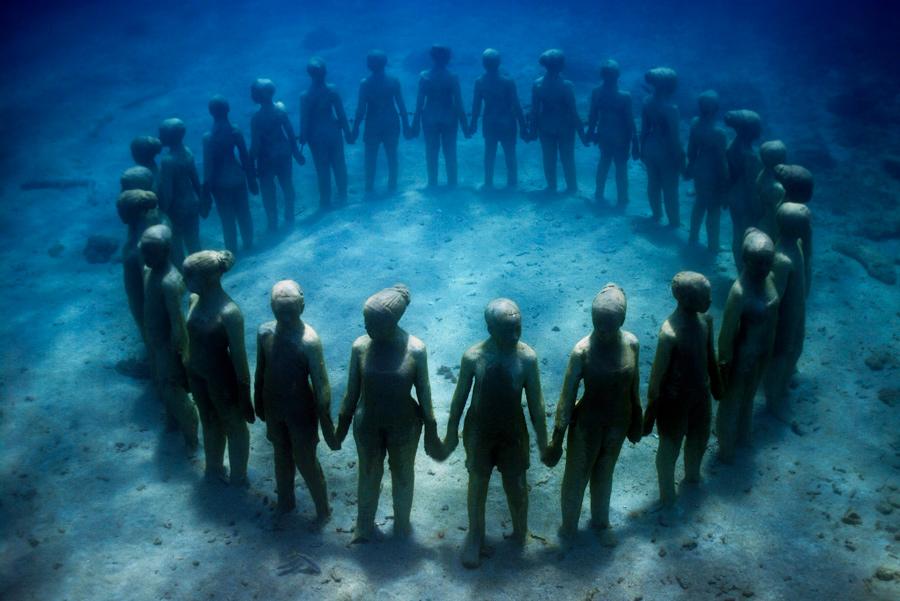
[249,78,304,231]
[544,285,641,546]
[140,224,199,451]
[300,58,351,208]
[724,110,763,268]
[350,50,409,194]
[754,140,787,238]
[158,118,204,269]
[440,298,549,568]
[409,45,468,188]
[254,280,339,523]
[130,136,163,191]
[640,67,684,226]
[774,164,813,297]
[202,96,258,254]
[685,91,729,251]
[715,229,779,463]
[530,49,585,194]
[763,203,809,421]
[183,250,254,485]
[643,272,722,510]
[586,59,639,207]
[469,48,526,190]
[117,168,166,336]
[334,285,441,542]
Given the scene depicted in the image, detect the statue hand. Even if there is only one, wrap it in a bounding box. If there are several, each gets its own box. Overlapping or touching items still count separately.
[334,412,352,445]
[240,385,255,424]
[542,441,563,467]
[248,179,260,195]
[443,427,459,457]
[628,420,642,444]
[423,419,445,460]
[293,149,306,166]
[631,145,640,161]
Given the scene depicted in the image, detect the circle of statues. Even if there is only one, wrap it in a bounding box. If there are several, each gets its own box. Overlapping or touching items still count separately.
[118,46,814,569]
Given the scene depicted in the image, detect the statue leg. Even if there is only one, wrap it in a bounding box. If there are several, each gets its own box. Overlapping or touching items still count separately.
[442,125,458,187]
[646,162,662,221]
[559,131,577,194]
[182,213,201,255]
[589,428,625,531]
[124,261,144,335]
[155,346,198,450]
[707,200,721,252]
[259,172,278,232]
[689,188,707,245]
[501,471,529,545]
[223,407,250,486]
[483,134,498,188]
[764,353,790,422]
[737,363,764,446]
[462,472,490,568]
[595,149,612,201]
[613,154,629,207]
[386,423,421,538]
[364,140,379,192]
[559,425,591,539]
[213,187,238,253]
[730,209,745,269]
[268,421,297,513]
[662,165,680,227]
[332,138,348,201]
[190,375,226,480]
[655,431,683,507]
[385,138,399,191]
[423,125,440,187]
[684,398,711,483]
[539,134,558,191]
[501,134,517,187]
[234,185,253,250]
[292,434,330,522]
[309,142,332,207]
[276,159,295,225]
[353,428,386,542]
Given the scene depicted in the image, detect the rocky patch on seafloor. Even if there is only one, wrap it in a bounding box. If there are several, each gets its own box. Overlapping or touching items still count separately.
[833,238,897,285]
[83,235,119,264]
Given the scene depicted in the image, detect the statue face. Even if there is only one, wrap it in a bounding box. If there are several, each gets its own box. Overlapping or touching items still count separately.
[140,242,168,269]
[592,309,622,339]
[271,296,301,322]
[489,312,521,348]
[364,310,396,341]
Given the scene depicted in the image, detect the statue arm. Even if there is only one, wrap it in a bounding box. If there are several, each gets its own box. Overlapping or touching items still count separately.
[224,307,254,422]
[644,328,672,435]
[628,338,643,443]
[332,89,352,137]
[717,285,742,380]
[253,331,266,421]
[234,130,257,184]
[351,82,367,138]
[335,342,362,443]
[444,352,475,452]
[626,96,639,152]
[393,79,410,131]
[469,80,482,133]
[411,77,425,134]
[164,277,188,356]
[586,90,599,139]
[308,334,338,450]
[511,81,526,130]
[544,347,582,466]
[297,96,309,146]
[201,133,213,195]
[524,352,549,455]
[453,75,468,132]
[706,314,724,400]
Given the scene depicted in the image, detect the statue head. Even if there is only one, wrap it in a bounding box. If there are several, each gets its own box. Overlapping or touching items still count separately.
[116,189,158,225]
[482,48,501,72]
[774,164,813,203]
[759,140,788,169]
[363,284,410,341]
[671,271,712,313]
[599,59,620,84]
[208,95,230,119]
[776,202,811,242]
[592,283,626,339]
[182,250,235,293]
[724,110,762,141]
[120,166,154,191]
[130,136,162,166]
[139,224,172,269]
[485,298,522,349]
[539,49,565,74]
[271,280,305,322]
[367,49,388,72]
[645,67,677,96]
[307,57,327,82]
[697,90,720,117]
[159,118,186,147]
[430,44,452,68]
[741,228,775,279]
[250,78,276,103]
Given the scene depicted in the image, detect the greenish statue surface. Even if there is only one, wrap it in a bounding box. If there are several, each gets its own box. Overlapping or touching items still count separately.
[586,59,639,207]
[350,50,410,193]
[715,229,779,463]
[643,272,722,509]
[724,110,763,267]
[755,140,787,238]
[640,67,683,226]
[130,135,162,191]
[140,224,199,451]
[686,91,729,251]
[183,250,254,485]
[469,48,526,189]
[334,285,440,542]
[774,164,814,297]
[300,58,351,207]
[249,78,304,231]
[254,280,338,523]
[203,95,258,253]
[158,118,204,269]
[544,284,641,546]
[440,298,549,568]
[763,203,809,421]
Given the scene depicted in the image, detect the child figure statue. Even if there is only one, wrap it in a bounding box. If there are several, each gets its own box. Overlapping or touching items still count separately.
[544,284,642,547]
[254,280,339,524]
[140,224,199,451]
[640,67,684,226]
[300,57,351,208]
[724,109,763,268]
[350,50,410,193]
[130,135,163,191]
[586,59,639,207]
[440,298,549,568]
[249,78,305,231]
[685,91,729,251]
[774,164,814,297]
[469,48,526,190]
[158,118,204,269]
[754,140,788,238]
[643,272,722,511]
[715,229,779,463]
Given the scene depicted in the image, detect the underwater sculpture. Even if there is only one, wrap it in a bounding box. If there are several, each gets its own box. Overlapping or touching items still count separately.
[117,181,165,337]
[763,203,809,421]
[300,57,351,207]
[439,298,549,568]
[249,78,304,231]
[715,229,779,463]
[586,59,639,207]
[350,50,409,193]
[469,48,526,189]
[530,49,584,194]
[409,45,468,188]
[254,280,338,523]
[183,250,254,486]
[544,284,642,545]
[130,135,163,191]
[754,140,788,238]
[158,118,204,269]
[640,67,684,226]
[685,90,729,251]
[140,224,199,451]
[643,272,722,509]
[334,285,441,542]
[202,95,258,254]
[774,164,814,296]
[724,110,763,268]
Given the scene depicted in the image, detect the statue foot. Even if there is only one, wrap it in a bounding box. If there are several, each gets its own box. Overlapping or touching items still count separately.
[503,528,527,547]
[557,524,577,543]
[309,507,332,532]
[204,466,229,484]
[461,533,483,569]
[351,525,383,544]
[230,475,250,489]
[393,520,413,539]
[597,528,618,548]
